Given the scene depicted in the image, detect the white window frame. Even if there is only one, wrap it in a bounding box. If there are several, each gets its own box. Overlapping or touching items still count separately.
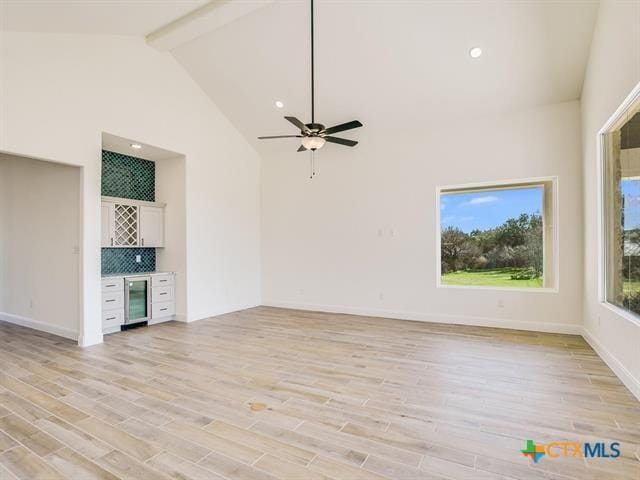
[597,81,640,327]
[435,176,559,293]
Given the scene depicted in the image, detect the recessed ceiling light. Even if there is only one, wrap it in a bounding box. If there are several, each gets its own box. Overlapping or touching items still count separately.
[130,143,142,149]
[275,101,284,108]
[469,47,483,59]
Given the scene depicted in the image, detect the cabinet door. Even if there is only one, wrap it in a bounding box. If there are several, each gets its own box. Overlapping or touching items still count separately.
[101,202,115,247]
[139,206,164,247]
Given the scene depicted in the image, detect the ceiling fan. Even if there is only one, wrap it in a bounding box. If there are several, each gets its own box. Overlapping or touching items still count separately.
[257,0,363,152]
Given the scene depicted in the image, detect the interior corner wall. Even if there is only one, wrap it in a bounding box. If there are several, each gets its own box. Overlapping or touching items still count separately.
[261,100,584,334]
[580,0,640,399]
[0,160,5,314]
[0,153,81,340]
[156,156,187,322]
[0,32,262,345]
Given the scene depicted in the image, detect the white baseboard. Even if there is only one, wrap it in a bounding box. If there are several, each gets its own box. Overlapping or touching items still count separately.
[78,331,104,347]
[148,315,176,325]
[582,328,640,402]
[261,301,582,335]
[0,312,78,341]
[187,302,261,324]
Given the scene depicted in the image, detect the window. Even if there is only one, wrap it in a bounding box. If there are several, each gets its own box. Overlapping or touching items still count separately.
[603,93,640,317]
[437,179,556,290]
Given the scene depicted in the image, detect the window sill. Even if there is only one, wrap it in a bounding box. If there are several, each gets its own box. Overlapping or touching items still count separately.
[599,301,640,328]
[437,283,559,294]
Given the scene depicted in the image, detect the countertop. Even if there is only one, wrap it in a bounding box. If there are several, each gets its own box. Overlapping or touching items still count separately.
[101,271,175,278]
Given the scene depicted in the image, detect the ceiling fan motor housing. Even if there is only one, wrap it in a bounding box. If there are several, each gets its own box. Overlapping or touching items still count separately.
[305,123,325,135]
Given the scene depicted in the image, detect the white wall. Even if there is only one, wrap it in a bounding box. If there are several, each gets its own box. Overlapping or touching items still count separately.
[0,154,81,339]
[0,160,4,314]
[262,101,583,333]
[156,156,187,321]
[581,0,640,399]
[0,32,261,345]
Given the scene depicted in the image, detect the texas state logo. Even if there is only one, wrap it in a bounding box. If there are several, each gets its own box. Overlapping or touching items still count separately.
[521,440,546,463]
[521,439,620,463]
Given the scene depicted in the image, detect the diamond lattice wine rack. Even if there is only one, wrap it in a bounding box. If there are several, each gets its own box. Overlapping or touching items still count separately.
[114,204,138,247]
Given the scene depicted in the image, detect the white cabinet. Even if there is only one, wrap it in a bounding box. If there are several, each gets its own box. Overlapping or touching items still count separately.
[152,274,174,287]
[102,272,176,333]
[152,302,175,319]
[101,197,165,248]
[101,277,123,292]
[102,278,125,334]
[101,202,115,247]
[150,273,176,324]
[139,206,164,247]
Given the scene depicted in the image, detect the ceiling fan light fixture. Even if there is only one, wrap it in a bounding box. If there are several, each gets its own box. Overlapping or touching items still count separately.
[301,136,326,150]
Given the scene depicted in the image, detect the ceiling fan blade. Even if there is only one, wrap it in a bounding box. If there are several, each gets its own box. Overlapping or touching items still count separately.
[257,135,302,139]
[285,116,310,133]
[323,120,363,135]
[324,136,358,147]
[297,145,307,152]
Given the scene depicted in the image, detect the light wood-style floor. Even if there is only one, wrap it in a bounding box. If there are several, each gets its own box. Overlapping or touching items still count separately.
[0,306,638,480]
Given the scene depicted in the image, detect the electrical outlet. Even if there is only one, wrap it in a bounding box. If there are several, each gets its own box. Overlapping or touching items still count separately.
[497,299,504,308]
[135,255,141,263]
[29,300,34,309]
[379,292,384,300]
[299,289,305,296]
[377,228,383,237]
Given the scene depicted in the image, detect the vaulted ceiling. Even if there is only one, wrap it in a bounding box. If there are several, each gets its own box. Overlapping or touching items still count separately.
[0,1,599,154]
[172,1,599,152]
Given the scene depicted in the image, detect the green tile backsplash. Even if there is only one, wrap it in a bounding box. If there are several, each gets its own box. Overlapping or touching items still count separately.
[102,248,156,275]
[102,150,155,202]
[101,149,156,275]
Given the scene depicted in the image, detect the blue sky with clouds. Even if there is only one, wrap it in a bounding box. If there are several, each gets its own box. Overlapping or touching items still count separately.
[623,179,640,230]
[441,186,543,233]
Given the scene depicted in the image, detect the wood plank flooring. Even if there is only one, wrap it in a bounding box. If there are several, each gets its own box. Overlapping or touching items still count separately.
[0,306,638,479]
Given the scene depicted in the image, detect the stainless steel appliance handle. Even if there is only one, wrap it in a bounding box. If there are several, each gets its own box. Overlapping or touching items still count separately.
[124,279,130,323]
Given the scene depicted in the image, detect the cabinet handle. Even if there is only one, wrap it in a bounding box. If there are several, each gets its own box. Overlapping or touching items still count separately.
[110,238,114,246]
[160,280,167,283]
[160,292,167,296]
[105,284,116,288]
[160,308,168,312]
[105,299,115,303]
[141,238,144,246]
[106,317,116,321]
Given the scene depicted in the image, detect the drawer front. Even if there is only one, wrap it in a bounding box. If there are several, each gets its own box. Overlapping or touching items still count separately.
[152,301,175,319]
[102,277,123,292]
[102,292,124,310]
[102,309,124,329]
[152,274,174,287]
[152,285,174,304]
